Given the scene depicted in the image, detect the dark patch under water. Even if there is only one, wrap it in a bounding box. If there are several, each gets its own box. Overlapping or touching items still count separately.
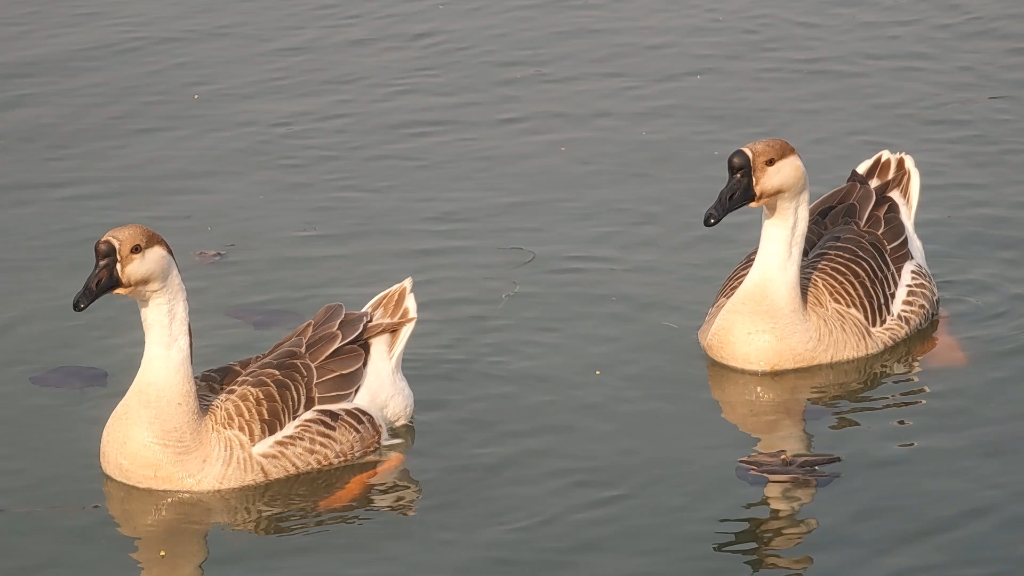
[29,366,108,390]
[192,250,227,264]
[225,306,305,331]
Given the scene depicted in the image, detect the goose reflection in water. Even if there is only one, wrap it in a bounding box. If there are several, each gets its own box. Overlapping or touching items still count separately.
[708,315,966,572]
[104,426,420,576]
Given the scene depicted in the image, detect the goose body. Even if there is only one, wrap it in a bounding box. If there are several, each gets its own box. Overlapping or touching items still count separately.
[698,139,939,372]
[73,224,418,491]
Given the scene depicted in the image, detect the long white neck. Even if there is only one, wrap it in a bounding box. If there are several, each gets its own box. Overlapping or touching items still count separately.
[740,182,811,315]
[123,263,203,440]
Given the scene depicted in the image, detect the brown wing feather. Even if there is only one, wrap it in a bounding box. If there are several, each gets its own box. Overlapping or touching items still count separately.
[205,338,317,444]
[362,280,417,359]
[197,299,413,445]
[802,162,937,335]
[196,355,262,409]
[253,406,384,475]
[802,224,901,328]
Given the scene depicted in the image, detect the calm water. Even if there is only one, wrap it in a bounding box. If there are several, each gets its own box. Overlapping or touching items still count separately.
[2,0,1023,574]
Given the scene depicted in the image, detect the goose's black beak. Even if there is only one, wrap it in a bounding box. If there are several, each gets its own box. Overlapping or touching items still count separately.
[73,240,121,312]
[704,149,756,227]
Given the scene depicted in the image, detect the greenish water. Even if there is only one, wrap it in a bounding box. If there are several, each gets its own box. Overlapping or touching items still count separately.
[2,0,1023,574]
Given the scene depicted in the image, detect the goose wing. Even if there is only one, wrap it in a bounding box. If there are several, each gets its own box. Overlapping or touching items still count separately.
[802,152,938,338]
[196,302,413,461]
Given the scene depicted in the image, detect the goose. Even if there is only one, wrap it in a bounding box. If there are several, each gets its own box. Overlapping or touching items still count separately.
[698,139,939,372]
[72,224,418,491]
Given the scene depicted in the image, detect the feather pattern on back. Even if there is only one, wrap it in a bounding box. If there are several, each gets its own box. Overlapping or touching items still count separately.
[192,279,417,481]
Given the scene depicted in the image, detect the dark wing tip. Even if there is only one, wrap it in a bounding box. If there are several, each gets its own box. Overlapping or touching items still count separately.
[847,169,870,186]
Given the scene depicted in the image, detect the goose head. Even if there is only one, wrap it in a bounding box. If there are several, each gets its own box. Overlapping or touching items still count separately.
[703,138,807,227]
[73,224,179,312]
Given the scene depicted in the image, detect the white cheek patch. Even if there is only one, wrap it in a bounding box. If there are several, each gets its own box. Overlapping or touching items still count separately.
[742,147,758,189]
[760,156,803,201]
[128,249,174,288]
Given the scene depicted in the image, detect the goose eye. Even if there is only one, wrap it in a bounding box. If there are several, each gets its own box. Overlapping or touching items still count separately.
[130,244,142,254]
[765,158,776,167]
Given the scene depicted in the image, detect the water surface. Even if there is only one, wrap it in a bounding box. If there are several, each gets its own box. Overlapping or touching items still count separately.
[2,0,1023,574]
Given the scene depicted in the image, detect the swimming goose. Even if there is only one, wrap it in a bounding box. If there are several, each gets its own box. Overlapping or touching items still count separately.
[72,224,418,491]
[698,139,939,372]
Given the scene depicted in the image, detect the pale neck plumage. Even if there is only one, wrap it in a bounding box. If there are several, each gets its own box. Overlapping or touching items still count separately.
[123,263,203,435]
[740,180,811,315]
